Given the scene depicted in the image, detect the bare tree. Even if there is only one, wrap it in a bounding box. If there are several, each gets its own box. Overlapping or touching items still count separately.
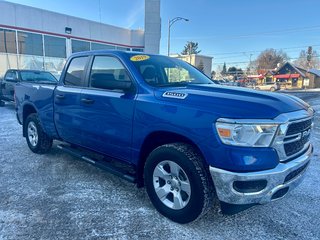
[254,48,289,70]
[294,50,320,69]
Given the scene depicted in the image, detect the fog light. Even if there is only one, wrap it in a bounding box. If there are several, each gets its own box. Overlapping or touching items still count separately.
[233,180,267,193]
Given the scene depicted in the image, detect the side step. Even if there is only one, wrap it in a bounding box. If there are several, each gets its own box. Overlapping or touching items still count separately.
[57,144,136,183]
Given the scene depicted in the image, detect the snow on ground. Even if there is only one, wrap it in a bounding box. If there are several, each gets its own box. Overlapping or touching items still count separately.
[0,94,319,240]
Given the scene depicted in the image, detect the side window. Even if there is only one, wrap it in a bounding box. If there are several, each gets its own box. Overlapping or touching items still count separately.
[90,56,131,90]
[64,56,88,87]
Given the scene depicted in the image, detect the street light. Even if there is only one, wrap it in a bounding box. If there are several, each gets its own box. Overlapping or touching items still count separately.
[167,17,189,56]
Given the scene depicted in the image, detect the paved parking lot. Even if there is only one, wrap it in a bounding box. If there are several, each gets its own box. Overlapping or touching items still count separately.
[0,93,319,240]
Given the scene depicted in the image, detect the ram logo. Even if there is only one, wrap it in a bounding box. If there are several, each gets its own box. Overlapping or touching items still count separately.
[302,129,311,138]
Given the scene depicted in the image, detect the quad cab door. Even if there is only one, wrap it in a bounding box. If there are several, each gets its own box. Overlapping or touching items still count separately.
[54,56,90,145]
[79,55,136,162]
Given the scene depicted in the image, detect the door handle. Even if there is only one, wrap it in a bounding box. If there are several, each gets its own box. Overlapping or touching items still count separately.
[56,94,65,99]
[81,98,94,104]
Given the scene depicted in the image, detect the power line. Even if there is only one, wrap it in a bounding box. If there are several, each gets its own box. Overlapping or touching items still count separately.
[205,44,320,57]
[170,25,320,41]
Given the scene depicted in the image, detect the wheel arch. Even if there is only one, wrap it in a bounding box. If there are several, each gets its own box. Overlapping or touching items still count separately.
[22,104,38,137]
[136,131,206,187]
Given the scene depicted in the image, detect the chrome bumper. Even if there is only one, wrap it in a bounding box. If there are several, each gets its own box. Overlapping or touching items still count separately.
[209,144,313,205]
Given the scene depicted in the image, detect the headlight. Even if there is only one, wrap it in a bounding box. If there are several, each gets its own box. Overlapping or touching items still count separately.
[215,120,278,147]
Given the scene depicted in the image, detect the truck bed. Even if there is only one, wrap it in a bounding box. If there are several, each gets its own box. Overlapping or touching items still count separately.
[15,82,59,138]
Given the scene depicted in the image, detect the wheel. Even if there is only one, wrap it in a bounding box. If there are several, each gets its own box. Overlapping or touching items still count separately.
[270,87,275,92]
[144,143,214,223]
[0,100,5,107]
[25,113,53,153]
[255,87,260,90]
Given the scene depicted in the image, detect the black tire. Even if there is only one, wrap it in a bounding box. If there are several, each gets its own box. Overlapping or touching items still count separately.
[255,87,260,90]
[270,87,275,92]
[24,113,53,154]
[144,143,214,223]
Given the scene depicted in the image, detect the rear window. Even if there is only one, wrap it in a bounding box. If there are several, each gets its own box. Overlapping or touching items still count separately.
[64,56,88,87]
[20,71,57,83]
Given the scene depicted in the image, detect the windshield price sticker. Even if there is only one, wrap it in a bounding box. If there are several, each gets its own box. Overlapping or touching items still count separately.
[130,55,150,61]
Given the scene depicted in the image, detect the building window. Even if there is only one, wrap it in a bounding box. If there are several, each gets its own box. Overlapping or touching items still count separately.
[64,56,88,86]
[91,43,115,51]
[18,31,43,56]
[116,46,131,51]
[292,78,298,87]
[0,28,17,54]
[132,48,144,52]
[44,35,66,58]
[71,40,90,53]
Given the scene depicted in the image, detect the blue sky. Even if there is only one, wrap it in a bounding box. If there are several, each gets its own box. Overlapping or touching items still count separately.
[6,0,320,71]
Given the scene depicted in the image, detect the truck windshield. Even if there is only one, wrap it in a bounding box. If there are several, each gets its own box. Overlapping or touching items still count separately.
[129,54,213,87]
[20,71,58,83]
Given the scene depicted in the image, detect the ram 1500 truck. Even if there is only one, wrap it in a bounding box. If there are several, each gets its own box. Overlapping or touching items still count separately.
[15,51,314,223]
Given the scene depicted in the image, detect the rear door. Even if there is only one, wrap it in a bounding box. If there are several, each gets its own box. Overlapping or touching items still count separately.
[79,55,136,162]
[54,56,89,145]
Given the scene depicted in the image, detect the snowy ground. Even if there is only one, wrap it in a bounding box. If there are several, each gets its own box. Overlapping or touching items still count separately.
[0,93,319,240]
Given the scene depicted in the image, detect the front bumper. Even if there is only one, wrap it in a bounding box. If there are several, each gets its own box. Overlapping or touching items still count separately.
[209,143,313,205]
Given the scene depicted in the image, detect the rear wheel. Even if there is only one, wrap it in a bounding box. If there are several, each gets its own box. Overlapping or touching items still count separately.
[25,113,53,153]
[144,143,214,223]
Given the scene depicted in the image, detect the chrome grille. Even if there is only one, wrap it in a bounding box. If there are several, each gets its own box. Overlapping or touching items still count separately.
[284,118,312,157]
[286,119,312,136]
[271,109,314,163]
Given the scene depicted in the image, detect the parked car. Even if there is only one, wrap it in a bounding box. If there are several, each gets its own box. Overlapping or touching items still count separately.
[0,69,57,106]
[15,51,314,223]
[255,82,279,91]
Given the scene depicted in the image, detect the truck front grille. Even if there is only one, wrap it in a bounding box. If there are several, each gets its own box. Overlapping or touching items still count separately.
[284,135,310,156]
[286,119,312,135]
[283,118,312,158]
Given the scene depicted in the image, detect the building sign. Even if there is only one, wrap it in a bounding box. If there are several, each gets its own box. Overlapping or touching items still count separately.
[303,78,310,87]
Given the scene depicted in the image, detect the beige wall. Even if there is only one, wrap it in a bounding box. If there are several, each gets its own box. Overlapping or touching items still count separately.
[171,54,213,77]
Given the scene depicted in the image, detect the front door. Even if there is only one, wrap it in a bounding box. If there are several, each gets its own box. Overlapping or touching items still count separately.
[79,55,136,162]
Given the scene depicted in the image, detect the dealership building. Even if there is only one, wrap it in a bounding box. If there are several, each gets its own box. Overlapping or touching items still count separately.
[0,0,161,77]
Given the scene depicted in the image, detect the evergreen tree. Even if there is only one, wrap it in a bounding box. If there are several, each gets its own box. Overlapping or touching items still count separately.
[181,41,201,55]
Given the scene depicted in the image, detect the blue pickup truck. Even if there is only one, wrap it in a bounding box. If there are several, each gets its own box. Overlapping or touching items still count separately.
[15,51,314,223]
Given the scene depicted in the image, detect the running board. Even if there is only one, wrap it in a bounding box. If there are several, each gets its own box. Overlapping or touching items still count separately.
[57,144,136,183]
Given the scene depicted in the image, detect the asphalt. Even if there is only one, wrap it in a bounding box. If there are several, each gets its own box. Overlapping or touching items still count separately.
[0,93,319,240]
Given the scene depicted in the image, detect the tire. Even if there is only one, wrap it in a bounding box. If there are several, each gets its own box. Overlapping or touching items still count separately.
[0,100,5,107]
[144,143,214,223]
[25,113,53,154]
[270,87,275,92]
[255,87,260,90]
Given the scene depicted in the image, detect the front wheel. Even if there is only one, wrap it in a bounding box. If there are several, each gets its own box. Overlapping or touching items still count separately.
[25,113,53,153]
[144,143,214,223]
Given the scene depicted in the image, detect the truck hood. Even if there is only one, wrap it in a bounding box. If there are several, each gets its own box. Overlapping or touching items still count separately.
[154,84,310,119]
